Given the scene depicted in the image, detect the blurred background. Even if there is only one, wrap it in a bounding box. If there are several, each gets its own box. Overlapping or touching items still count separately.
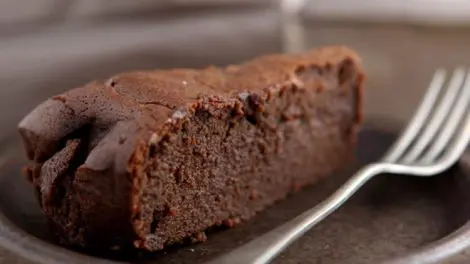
[2,0,470,137]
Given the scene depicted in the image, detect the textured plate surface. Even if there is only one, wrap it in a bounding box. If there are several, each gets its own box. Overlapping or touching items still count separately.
[0,123,470,264]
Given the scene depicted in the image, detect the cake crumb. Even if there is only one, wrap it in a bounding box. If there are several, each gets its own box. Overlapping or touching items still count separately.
[149,133,159,145]
[191,232,207,243]
[172,109,187,119]
[168,208,177,216]
[106,78,117,87]
[223,217,241,228]
[223,218,234,228]
[51,95,67,103]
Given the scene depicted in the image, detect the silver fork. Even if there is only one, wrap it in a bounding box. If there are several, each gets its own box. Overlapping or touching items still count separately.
[208,69,470,264]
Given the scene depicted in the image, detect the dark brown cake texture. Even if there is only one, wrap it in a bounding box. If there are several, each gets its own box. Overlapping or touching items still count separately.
[18,46,365,251]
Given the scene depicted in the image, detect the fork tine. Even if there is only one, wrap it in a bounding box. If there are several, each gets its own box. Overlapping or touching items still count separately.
[420,71,470,164]
[401,68,466,164]
[438,110,470,168]
[382,69,448,162]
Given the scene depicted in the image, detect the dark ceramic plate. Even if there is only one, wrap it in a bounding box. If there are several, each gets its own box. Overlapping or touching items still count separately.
[1,122,470,264]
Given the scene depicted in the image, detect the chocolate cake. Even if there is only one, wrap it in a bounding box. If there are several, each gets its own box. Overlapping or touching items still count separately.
[18,46,365,251]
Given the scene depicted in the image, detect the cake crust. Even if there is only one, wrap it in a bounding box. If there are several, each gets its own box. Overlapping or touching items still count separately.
[18,46,365,251]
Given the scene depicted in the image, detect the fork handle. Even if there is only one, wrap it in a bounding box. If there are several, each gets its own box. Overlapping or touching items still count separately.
[207,164,388,264]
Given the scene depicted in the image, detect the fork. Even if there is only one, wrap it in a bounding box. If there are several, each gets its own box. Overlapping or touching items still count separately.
[207,69,470,264]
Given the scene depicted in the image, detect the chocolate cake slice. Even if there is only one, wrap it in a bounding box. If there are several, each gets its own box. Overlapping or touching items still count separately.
[18,46,365,251]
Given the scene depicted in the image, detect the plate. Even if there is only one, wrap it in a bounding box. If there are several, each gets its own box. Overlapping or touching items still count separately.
[0,122,470,264]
